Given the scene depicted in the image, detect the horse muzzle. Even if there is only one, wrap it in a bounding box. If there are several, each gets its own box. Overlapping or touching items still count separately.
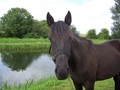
[55,67,70,80]
[54,53,70,80]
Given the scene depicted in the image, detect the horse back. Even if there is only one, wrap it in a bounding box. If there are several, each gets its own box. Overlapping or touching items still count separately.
[108,39,120,53]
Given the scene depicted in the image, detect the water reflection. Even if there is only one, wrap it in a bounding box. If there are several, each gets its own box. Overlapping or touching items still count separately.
[0,52,55,86]
[1,52,41,71]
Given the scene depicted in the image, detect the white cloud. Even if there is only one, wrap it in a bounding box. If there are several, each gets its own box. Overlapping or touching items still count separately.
[0,0,115,34]
[74,0,115,34]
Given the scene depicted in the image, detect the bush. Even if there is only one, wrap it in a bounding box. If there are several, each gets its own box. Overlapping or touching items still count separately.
[86,29,97,39]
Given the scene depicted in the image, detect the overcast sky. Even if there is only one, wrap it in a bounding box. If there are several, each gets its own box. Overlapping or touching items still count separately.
[0,0,115,34]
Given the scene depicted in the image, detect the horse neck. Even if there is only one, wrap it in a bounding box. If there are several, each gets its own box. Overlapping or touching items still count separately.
[71,36,90,54]
[69,36,91,71]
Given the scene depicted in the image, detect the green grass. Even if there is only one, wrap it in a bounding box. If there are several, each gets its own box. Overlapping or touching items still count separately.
[92,39,107,44]
[1,77,114,90]
[95,79,114,90]
[0,38,49,43]
[0,77,74,90]
[0,38,50,52]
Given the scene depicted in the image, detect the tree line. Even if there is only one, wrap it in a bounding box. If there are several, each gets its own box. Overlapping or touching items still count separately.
[86,28,110,39]
[0,8,79,38]
[0,0,119,39]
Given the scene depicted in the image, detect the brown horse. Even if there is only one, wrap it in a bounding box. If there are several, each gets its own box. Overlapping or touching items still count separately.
[46,11,120,90]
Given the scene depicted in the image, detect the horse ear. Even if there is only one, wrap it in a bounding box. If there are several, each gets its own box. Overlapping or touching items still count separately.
[47,12,54,26]
[64,11,72,26]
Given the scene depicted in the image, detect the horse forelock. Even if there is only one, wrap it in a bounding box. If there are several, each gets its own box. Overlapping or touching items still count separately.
[50,21,73,40]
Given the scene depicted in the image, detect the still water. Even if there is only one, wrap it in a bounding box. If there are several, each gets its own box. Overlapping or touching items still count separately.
[0,51,55,86]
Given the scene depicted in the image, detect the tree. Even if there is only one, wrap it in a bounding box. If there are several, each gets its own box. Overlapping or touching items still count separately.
[25,20,49,38]
[0,8,34,38]
[86,29,97,39]
[98,28,110,39]
[111,0,120,38]
[25,20,41,38]
[39,20,49,38]
[0,19,2,36]
[70,25,80,36]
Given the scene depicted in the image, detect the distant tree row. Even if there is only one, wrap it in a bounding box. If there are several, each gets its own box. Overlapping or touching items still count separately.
[86,28,110,39]
[0,8,78,38]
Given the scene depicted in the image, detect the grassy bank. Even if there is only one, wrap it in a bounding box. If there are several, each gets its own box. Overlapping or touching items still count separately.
[1,77,114,90]
[0,38,50,52]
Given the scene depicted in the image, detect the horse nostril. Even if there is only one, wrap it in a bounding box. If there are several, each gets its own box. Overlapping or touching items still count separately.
[67,67,70,73]
[55,68,57,73]
[52,58,56,63]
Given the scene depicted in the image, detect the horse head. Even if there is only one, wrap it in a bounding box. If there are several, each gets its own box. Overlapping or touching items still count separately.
[47,11,72,80]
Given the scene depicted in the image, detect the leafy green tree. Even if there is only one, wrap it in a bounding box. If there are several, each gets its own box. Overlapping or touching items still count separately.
[25,20,41,38]
[98,28,110,39]
[0,8,34,38]
[86,29,97,39]
[70,25,80,36]
[0,19,2,36]
[25,20,49,38]
[111,0,120,38]
[39,20,49,38]
[29,20,49,38]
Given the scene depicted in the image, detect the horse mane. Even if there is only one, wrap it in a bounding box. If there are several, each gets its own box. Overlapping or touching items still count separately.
[73,32,93,46]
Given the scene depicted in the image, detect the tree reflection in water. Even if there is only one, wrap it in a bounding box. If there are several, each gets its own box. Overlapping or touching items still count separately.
[0,51,55,86]
[1,52,43,71]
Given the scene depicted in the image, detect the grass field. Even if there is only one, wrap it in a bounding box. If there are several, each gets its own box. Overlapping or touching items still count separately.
[0,38,114,90]
[92,39,107,44]
[1,77,114,90]
[0,38,50,52]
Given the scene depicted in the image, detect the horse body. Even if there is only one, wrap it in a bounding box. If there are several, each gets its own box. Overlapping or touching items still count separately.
[70,38,120,83]
[46,11,120,90]
[95,40,120,80]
